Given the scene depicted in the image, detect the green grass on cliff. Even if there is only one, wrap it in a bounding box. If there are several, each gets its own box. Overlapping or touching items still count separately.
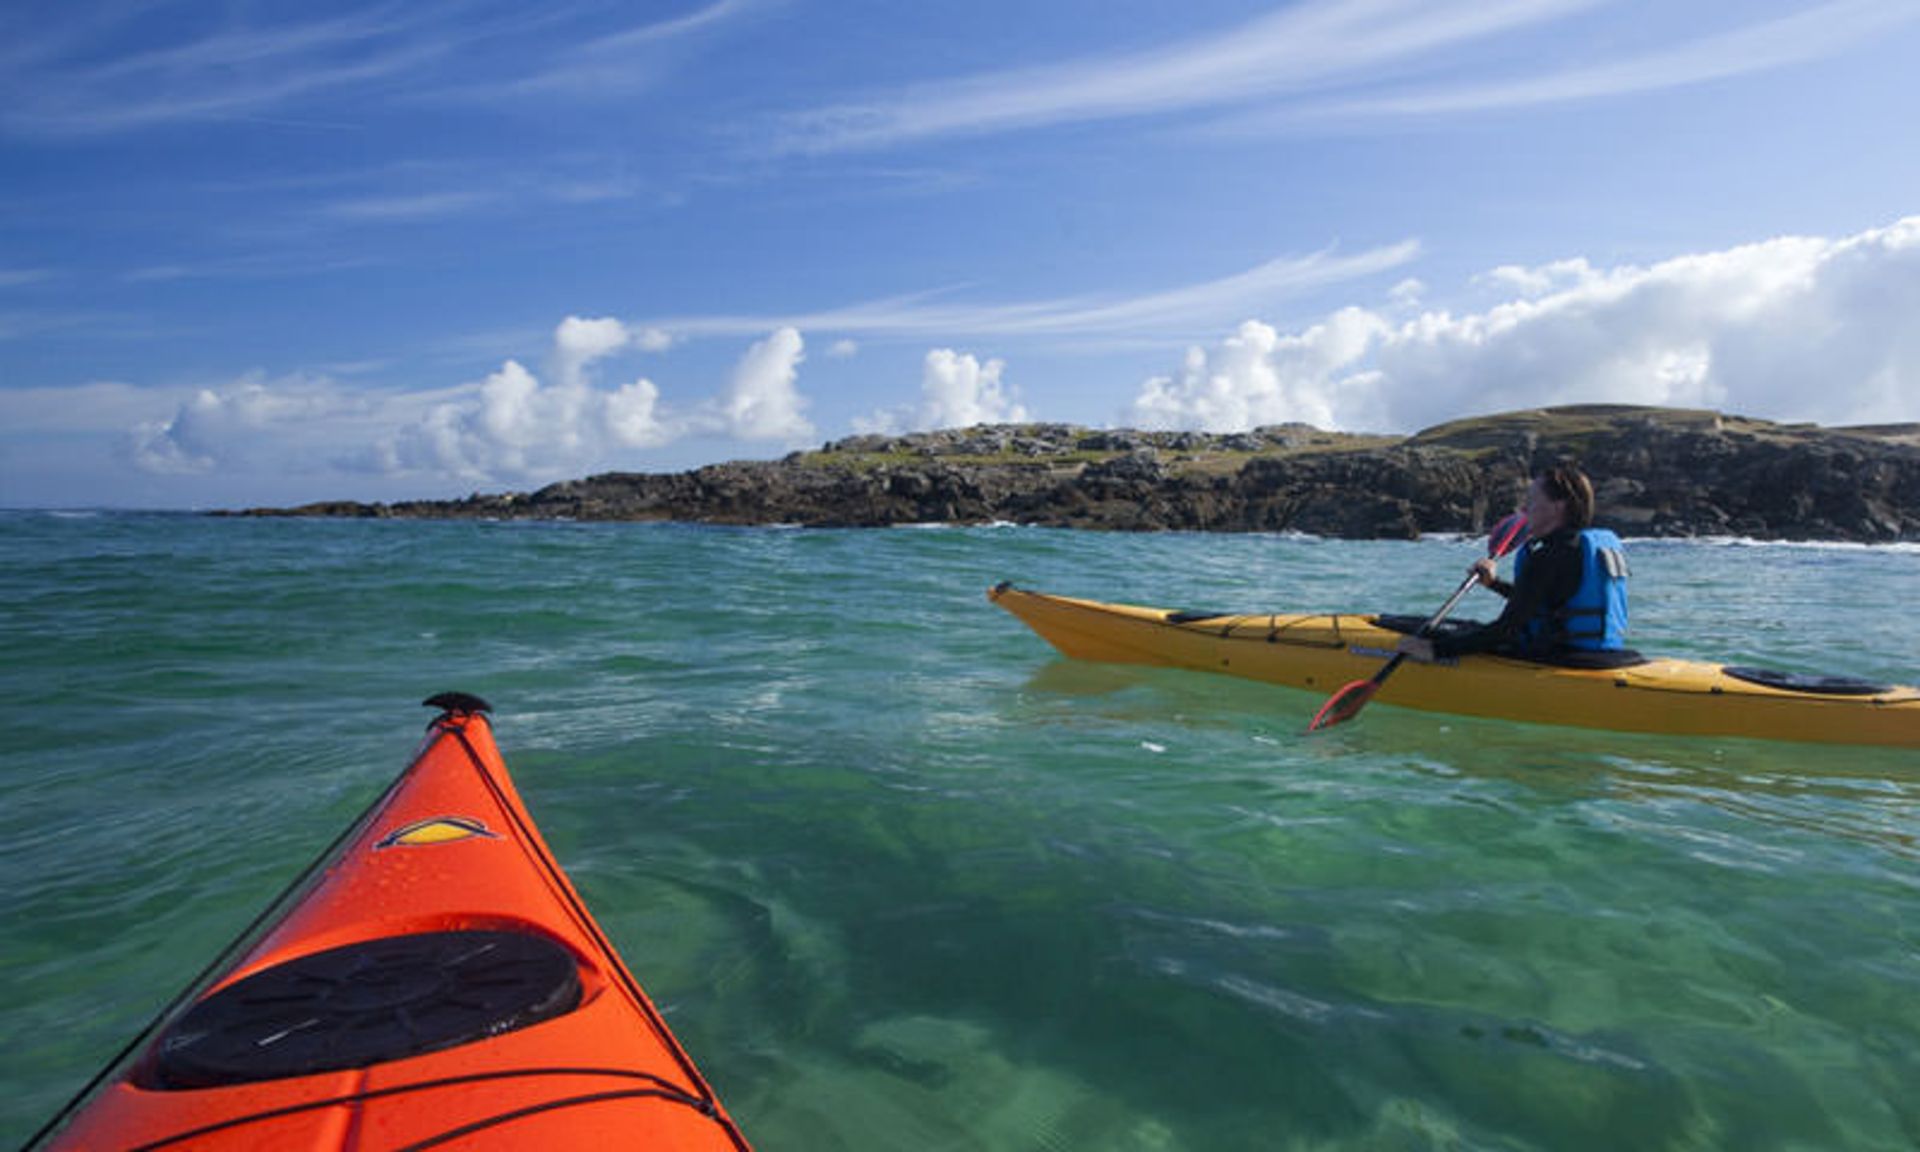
[786,404,1920,480]
[783,432,1398,477]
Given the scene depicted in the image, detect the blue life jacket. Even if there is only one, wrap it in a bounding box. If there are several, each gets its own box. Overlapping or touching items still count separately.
[1511,528,1630,653]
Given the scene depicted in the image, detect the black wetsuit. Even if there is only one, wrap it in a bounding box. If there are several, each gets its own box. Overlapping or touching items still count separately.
[1430,528,1584,660]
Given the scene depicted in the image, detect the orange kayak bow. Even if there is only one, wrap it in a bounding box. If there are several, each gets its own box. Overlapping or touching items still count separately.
[32,694,750,1151]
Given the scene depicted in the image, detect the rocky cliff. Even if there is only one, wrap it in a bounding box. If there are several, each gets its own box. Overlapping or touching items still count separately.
[233,405,1920,541]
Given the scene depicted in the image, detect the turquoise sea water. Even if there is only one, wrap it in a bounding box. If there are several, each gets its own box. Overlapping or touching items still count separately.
[2,511,1917,1150]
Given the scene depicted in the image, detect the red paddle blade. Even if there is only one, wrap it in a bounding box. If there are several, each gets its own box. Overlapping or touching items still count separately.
[1307,677,1379,732]
[1487,512,1528,558]
[1308,513,1523,734]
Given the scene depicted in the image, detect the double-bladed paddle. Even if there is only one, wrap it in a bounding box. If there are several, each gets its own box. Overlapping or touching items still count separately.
[1307,512,1530,733]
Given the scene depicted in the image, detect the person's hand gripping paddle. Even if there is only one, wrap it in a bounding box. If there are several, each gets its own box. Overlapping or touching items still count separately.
[1307,512,1529,733]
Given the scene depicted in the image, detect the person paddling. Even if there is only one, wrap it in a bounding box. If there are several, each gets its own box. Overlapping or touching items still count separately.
[1396,462,1633,666]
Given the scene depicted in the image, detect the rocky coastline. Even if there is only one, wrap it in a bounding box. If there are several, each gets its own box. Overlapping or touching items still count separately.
[229,405,1920,542]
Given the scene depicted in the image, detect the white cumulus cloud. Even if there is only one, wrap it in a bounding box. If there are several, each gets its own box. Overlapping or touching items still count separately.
[553,315,633,386]
[391,316,680,480]
[129,373,377,475]
[606,378,669,448]
[115,317,820,491]
[634,326,675,352]
[856,348,1029,434]
[705,326,813,441]
[1131,217,1920,433]
[1133,313,1387,432]
[920,349,1027,427]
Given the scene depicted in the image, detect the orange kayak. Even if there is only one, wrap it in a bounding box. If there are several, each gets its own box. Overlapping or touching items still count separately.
[31,694,751,1151]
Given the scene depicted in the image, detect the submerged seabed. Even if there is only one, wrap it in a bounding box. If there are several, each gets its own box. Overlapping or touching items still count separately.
[2,512,1917,1150]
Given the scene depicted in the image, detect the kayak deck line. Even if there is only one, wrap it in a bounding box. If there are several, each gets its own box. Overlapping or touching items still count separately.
[988,583,1920,747]
[31,695,752,1151]
[1172,611,1357,649]
[122,1068,720,1151]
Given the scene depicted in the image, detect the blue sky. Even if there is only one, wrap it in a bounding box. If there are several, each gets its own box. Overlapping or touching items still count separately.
[3,0,1919,508]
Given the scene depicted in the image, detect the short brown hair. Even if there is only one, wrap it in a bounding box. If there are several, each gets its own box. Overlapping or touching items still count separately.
[1536,461,1594,529]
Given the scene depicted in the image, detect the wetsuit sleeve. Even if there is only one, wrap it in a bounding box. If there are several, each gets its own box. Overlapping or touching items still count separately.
[1430,542,1578,659]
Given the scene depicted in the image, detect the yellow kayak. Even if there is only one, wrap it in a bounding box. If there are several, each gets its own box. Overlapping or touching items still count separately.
[989,584,1920,747]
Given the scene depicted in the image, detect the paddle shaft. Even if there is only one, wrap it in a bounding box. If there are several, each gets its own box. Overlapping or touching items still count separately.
[1364,568,1481,687]
[1307,512,1528,732]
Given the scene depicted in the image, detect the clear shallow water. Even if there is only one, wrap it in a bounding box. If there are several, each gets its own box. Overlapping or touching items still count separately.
[2,512,1917,1150]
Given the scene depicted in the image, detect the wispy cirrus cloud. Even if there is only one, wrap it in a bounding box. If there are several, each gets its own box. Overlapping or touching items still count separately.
[774,0,1599,153]
[121,253,388,284]
[0,307,114,341]
[202,154,668,233]
[1,5,446,136]
[486,0,763,99]
[1248,0,1920,126]
[774,0,1919,154]
[0,0,767,137]
[647,240,1422,345]
[322,190,497,222]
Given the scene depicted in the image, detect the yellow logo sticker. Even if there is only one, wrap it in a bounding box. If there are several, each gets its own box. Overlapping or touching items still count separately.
[376,815,498,849]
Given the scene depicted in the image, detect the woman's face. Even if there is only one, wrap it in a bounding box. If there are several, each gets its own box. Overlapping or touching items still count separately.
[1523,476,1567,537]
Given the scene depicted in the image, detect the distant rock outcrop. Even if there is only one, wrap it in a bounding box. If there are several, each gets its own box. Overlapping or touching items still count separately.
[227,406,1920,542]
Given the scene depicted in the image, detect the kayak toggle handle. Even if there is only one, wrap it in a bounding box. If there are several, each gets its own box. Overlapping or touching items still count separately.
[424,692,493,716]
